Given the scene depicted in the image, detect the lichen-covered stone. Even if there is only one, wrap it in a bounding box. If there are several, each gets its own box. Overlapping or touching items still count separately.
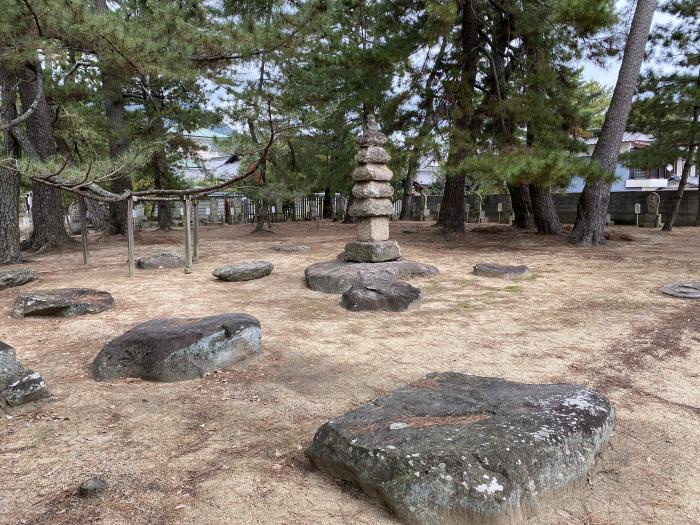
[305,258,438,293]
[213,261,273,282]
[272,245,310,253]
[0,269,39,291]
[356,146,391,164]
[351,164,393,182]
[91,313,262,382]
[348,198,394,218]
[307,372,615,525]
[136,253,185,269]
[0,370,49,407]
[0,341,19,390]
[352,181,395,199]
[661,282,700,299]
[12,288,114,319]
[357,217,390,242]
[341,280,422,312]
[356,129,387,147]
[473,263,530,279]
[344,240,401,263]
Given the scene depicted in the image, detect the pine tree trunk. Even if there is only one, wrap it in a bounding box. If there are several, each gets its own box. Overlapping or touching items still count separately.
[152,148,172,230]
[569,0,656,246]
[529,184,562,235]
[438,0,479,234]
[0,66,22,264]
[342,194,356,223]
[323,188,332,219]
[400,154,420,220]
[17,61,69,251]
[508,183,534,229]
[663,74,699,232]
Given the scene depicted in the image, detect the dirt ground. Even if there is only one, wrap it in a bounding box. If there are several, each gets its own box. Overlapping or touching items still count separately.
[0,221,698,525]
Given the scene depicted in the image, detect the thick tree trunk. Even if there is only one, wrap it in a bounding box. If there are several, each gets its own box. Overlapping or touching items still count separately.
[569,0,656,246]
[323,188,332,219]
[529,184,562,235]
[342,194,357,223]
[438,0,479,234]
[86,199,110,231]
[507,183,534,229]
[94,0,132,235]
[152,148,172,230]
[0,67,22,264]
[17,61,68,251]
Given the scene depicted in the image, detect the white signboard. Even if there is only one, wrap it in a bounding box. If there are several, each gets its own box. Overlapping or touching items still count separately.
[132,210,138,218]
[634,203,641,214]
[205,207,211,216]
[497,203,503,212]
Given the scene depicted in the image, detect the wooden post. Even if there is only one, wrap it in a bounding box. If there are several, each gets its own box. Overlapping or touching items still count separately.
[183,197,193,274]
[192,200,199,262]
[78,196,90,265]
[127,197,135,277]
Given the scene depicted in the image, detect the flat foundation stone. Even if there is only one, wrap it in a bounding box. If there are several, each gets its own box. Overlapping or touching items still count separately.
[213,261,273,282]
[91,313,262,382]
[345,240,401,263]
[307,372,615,525]
[305,258,438,294]
[272,245,310,253]
[136,253,185,269]
[0,269,39,291]
[661,282,700,299]
[473,263,530,279]
[12,288,114,319]
[341,280,422,312]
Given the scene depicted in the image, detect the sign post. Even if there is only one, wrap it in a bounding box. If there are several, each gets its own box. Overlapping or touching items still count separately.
[497,202,503,224]
[634,203,641,226]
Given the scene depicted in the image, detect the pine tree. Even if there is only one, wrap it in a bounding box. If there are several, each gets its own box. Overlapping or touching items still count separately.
[624,0,699,231]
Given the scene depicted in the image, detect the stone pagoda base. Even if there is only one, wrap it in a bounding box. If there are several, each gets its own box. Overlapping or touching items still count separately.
[344,240,401,263]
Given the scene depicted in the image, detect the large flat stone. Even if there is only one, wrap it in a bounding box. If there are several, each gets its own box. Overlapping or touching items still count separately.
[348,198,395,218]
[307,372,615,525]
[352,181,395,199]
[356,146,391,164]
[136,253,185,269]
[213,261,273,282]
[661,282,700,299]
[473,263,530,279]
[305,258,438,293]
[91,313,262,382]
[12,288,114,319]
[0,269,39,291]
[344,240,401,263]
[351,164,393,182]
[341,280,422,312]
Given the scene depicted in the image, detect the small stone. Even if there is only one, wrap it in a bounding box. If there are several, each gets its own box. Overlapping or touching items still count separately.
[0,269,39,291]
[355,146,391,164]
[348,198,394,218]
[136,253,185,269]
[306,372,615,525]
[305,259,437,294]
[351,164,393,182]
[0,370,49,408]
[12,288,114,319]
[341,280,422,312]
[352,181,395,199]
[344,240,401,263]
[78,477,106,497]
[91,313,262,382]
[661,282,700,299]
[357,217,390,242]
[473,263,530,279]
[213,261,273,282]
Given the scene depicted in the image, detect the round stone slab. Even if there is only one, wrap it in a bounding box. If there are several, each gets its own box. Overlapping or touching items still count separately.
[341,280,422,312]
[0,269,39,291]
[473,263,530,279]
[305,258,438,294]
[661,282,700,299]
[12,288,114,319]
[307,372,615,525]
[213,261,273,282]
[91,313,262,382]
[136,253,184,269]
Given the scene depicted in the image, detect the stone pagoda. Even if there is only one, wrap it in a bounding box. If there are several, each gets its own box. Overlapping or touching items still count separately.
[344,115,400,263]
